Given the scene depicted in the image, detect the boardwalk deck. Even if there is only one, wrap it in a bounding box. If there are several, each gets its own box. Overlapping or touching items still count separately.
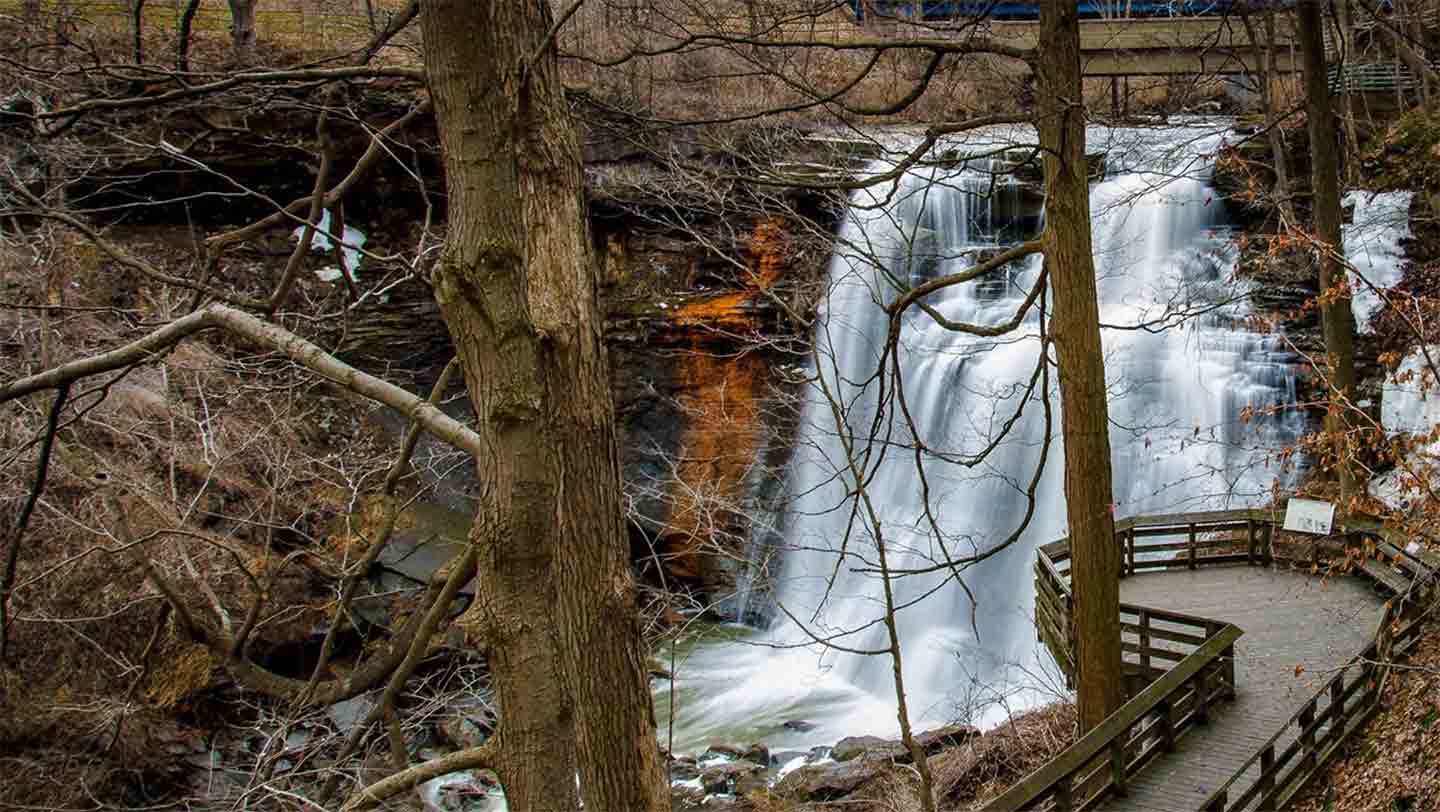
[1096,565,1386,812]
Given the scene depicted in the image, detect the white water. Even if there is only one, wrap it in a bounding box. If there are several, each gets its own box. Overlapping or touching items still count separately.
[657,124,1306,754]
[1344,190,1413,331]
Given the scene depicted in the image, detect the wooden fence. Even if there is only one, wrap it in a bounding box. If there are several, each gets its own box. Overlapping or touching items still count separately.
[1012,508,1437,812]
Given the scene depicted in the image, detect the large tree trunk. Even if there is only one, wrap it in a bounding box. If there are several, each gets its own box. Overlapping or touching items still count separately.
[1036,0,1123,735]
[228,0,258,65]
[1297,0,1359,503]
[420,3,669,811]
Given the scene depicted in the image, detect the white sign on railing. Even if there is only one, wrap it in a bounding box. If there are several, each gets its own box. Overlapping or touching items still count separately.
[1282,498,1335,535]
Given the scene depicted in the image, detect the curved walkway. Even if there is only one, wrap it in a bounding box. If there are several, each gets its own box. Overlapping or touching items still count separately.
[1097,565,1385,811]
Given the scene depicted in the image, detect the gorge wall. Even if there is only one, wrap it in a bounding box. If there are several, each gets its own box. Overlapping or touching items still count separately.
[59,91,843,612]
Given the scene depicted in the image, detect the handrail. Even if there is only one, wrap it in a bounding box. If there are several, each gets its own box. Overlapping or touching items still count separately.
[1028,508,1434,812]
[984,624,1243,812]
[1196,598,1427,812]
[1192,516,1434,812]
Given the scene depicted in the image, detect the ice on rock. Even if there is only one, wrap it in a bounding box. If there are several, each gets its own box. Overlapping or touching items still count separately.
[294,209,368,281]
[1344,190,1412,332]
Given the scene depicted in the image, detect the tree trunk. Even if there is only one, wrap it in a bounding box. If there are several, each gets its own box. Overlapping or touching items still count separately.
[130,0,147,64]
[228,0,258,65]
[1297,0,1359,503]
[1037,0,1123,735]
[1239,7,1295,223]
[177,0,203,72]
[420,3,669,812]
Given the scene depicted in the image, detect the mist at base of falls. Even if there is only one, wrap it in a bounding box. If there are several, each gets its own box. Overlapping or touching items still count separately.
[655,122,1307,755]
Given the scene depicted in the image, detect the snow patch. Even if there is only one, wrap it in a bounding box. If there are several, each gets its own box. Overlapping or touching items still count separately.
[1374,345,1440,512]
[293,209,367,281]
[1380,345,1440,439]
[1344,190,1412,332]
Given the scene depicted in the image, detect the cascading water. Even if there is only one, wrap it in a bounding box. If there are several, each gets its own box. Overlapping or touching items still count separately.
[656,123,1307,754]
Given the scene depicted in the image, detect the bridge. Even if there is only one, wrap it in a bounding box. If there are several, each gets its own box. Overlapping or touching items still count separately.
[985,16,1297,75]
[855,14,1299,75]
[984,508,1437,812]
[741,7,1299,75]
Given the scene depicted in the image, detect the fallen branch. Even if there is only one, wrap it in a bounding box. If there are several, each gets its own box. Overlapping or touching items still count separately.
[0,305,482,456]
[341,741,498,812]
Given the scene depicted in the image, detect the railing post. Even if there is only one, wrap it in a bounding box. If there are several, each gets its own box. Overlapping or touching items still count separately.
[1263,520,1274,566]
[1138,609,1152,674]
[1157,699,1176,752]
[1125,528,1135,577]
[1188,523,1198,569]
[1223,644,1238,700]
[1206,790,1229,812]
[1109,739,1129,796]
[1328,677,1346,747]
[1258,743,1276,811]
[1193,670,1210,723]
[1053,772,1073,812]
[1298,700,1317,775]
[1247,518,1257,565]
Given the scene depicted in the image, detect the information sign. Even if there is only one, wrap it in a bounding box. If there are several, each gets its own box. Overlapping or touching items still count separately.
[1282,498,1335,535]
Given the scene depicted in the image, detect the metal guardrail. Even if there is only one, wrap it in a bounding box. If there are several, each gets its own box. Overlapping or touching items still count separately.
[1018,508,1437,812]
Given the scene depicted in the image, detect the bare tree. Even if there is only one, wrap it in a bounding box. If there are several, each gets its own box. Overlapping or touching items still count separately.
[228,0,258,65]
[1298,0,1360,504]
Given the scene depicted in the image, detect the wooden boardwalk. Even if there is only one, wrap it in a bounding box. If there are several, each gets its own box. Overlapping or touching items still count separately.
[1097,566,1385,812]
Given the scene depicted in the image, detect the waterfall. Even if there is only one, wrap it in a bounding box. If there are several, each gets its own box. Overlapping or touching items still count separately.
[656,123,1306,753]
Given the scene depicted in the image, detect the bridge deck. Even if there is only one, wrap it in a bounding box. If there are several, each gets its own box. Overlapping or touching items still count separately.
[1097,565,1385,811]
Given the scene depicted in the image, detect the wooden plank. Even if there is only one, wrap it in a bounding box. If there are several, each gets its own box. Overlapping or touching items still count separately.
[1359,558,1412,595]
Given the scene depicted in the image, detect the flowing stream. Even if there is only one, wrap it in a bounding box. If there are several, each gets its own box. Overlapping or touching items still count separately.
[656,123,1307,755]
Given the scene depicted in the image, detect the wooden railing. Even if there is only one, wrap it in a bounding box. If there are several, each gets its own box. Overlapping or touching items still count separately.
[1036,509,1275,688]
[1196,597,1426,812]
[985,622,1242,812]
[1022,507,1437,812]
[1193,515,1437,812]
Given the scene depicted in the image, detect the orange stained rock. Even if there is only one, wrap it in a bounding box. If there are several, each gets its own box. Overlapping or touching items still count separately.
[658,216,790,580]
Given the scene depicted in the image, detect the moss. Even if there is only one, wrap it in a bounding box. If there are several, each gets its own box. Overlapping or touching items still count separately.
[1358,109,1440,194]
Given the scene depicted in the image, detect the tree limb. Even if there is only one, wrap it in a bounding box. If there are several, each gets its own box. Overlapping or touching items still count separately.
[0,305,484,457]
[340,741,498,812]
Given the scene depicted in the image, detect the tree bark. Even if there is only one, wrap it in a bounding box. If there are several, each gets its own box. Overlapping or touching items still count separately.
[177,0,203,73]
[228,0,258,65]
[420,3,669,811]
[1036,0,1123,735]
[1297,0,1359,503]
[130,0,147,64]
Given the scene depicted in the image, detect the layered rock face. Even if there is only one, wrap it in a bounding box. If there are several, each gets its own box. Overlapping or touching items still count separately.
[596,208,828,611]
[46,90,844,612]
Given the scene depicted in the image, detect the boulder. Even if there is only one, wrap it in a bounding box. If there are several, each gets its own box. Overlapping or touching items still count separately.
[831,735,904,762]
[670,781,706,810]
[775,758,886,801]
[700,760,765,794]
[702,744,746,761]
[915,723,980,752]
[831,724,979,764]
[669,756,700,782]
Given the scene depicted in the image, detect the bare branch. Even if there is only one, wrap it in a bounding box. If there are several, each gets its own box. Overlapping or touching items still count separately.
[341,741,498,812]
[0,305,484,457]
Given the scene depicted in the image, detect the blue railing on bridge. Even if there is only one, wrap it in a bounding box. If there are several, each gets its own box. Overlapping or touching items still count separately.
[848,0,1295,23]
